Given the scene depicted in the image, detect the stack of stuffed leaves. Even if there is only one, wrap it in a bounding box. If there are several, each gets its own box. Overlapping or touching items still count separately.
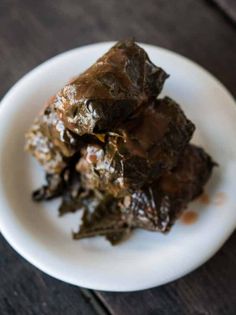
[26,40,215,244]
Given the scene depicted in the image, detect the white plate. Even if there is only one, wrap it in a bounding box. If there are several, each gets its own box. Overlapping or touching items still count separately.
[0,42,236,292]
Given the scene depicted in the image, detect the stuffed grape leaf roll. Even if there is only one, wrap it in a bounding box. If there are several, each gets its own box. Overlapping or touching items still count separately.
[54,40,168,135]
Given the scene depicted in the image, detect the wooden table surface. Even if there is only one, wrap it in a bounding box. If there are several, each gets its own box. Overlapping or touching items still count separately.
[0,1,235,314]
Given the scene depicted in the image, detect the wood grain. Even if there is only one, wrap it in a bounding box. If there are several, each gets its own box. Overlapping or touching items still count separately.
[0,0,235,314]
[211,0,236,23]
[0,235,109,315]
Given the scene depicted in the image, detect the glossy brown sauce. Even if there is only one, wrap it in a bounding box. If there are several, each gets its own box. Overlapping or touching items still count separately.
[198,192,210,204]
[181,210,198,225]
[213,192,227,206]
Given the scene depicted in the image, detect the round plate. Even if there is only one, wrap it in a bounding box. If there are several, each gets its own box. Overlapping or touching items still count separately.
[0,42,236,292]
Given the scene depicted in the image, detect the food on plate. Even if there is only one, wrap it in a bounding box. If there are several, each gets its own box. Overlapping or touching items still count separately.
[77,97,195,197]
[25,100,80,174]
[26,40,215,244]
[73,144,215,244]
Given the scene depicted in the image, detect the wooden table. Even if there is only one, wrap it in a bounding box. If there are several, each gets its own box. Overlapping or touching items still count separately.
[0,1,235,314]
